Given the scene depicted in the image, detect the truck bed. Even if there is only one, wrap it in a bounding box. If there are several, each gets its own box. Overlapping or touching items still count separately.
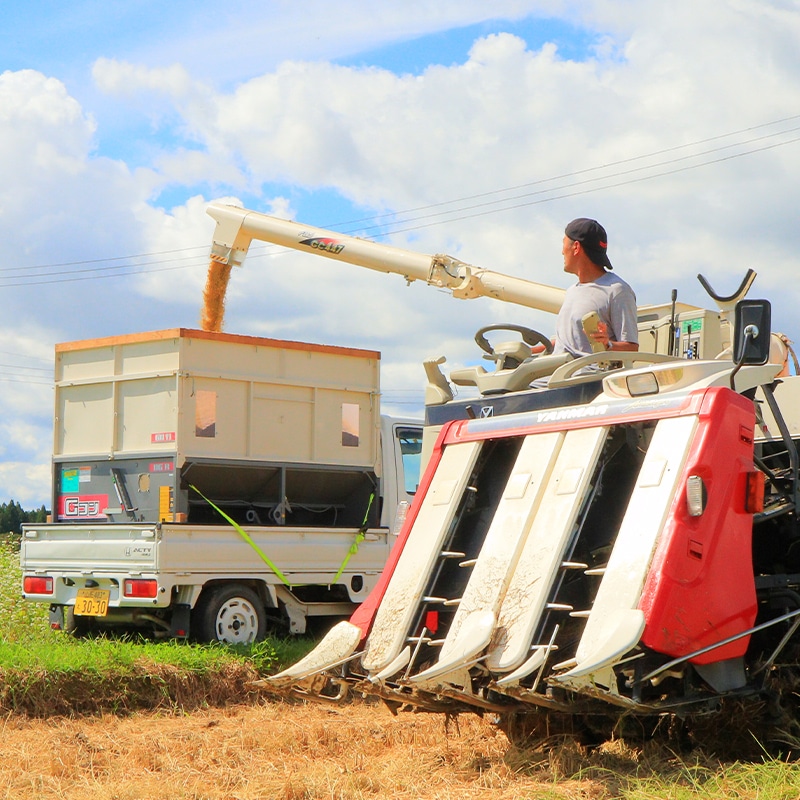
[21,521,392,633]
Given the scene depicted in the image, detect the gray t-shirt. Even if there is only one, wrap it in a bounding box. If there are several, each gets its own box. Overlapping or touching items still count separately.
[553,271,638,357]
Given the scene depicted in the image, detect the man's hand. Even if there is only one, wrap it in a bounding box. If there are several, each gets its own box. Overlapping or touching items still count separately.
[590,321,611,350]
[590,321,638,352]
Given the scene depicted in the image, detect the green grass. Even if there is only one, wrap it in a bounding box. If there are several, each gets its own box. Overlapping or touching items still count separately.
[0,533,316,713]
[611,758,800,799]
[0,536,50,644]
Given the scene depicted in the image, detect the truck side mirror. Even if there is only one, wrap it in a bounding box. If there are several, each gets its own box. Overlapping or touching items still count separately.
[733,299,771,366]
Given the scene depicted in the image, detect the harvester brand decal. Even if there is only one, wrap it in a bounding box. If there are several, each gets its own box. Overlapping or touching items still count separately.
[480,407,494,418]
[472,391,694,437]
[57,494,109,520]
[151,431,176,444]
[298,236,345,255]
[536,404,610,423]
[149,461,174,473]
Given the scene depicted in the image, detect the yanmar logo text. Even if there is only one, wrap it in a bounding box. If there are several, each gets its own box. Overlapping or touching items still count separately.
[535,404,609,423]
[58,494,108,520]
[298,236,345,255]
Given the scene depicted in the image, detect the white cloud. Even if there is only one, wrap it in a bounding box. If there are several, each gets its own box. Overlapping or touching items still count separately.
[0,460,51,510]
[0,70,94,202]
[92,59,196,99]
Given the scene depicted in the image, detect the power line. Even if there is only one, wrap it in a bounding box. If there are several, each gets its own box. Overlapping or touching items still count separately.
[0,363,51,373]
[0,253,206,279]
[0,350,51,363]
[324,113,800,231]
[0,260,205,288]
[4,114,800,287]
[318,126,800,238]
[0,245,210,273]
[239,128,800,257]
[379,133,800,237]
[0,375,52,386]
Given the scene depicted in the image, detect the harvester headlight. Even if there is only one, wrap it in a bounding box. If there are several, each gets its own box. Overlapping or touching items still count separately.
[686,475,707,516]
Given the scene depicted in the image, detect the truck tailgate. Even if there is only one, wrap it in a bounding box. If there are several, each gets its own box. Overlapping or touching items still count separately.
[22,523,159,572]
[22,523,391,581]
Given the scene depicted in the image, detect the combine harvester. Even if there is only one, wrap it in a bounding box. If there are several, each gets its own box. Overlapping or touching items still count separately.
[207,202,800,744]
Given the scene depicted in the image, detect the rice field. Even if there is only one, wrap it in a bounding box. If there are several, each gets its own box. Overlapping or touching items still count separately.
[3,533,800,799]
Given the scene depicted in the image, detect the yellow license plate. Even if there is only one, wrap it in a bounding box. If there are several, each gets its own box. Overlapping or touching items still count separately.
[74,588,110,617]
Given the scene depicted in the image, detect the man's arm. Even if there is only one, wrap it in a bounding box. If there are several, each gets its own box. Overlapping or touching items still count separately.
[606,282,640,352]
[591,321,639,352]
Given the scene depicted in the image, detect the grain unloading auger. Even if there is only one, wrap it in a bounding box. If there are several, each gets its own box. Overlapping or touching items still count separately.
[207,202,800,740]
[207,201,567,313]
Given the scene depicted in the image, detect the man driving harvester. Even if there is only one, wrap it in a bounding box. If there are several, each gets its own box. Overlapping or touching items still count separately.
[553,217,639,357]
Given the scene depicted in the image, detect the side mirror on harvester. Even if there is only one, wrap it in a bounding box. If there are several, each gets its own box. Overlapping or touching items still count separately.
[733,299,771,366]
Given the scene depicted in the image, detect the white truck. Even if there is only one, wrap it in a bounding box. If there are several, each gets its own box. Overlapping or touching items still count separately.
[20,328,423,642]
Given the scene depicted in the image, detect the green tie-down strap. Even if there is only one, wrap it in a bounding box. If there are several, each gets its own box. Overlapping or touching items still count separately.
[189,485,292,587]
[331,492,375,586]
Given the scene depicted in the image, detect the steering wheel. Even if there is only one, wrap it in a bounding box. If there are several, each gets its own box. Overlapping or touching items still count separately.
[474,324,554,358]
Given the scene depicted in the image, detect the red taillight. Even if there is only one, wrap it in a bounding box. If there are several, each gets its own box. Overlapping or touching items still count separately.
[745,471,766,514]
[24,576,53,594]
[123,579,158,598]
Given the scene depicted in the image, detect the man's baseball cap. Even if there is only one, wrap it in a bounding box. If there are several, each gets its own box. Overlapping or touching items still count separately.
[565,218,613,269]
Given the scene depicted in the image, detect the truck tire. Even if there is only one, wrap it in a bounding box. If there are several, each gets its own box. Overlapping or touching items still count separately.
[192,584,267,644]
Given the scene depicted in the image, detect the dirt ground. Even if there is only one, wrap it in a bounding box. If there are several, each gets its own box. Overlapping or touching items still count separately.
[0,698,639,800]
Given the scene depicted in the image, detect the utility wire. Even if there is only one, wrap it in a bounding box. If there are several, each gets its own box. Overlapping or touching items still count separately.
[0,115,800,382]
[325,113,800,230]
[305,128,800,241]
[0,260,207,288]
[0,349,51,363]
[3,114,800,288]
[0,363,51,373]
[0,375,52,386]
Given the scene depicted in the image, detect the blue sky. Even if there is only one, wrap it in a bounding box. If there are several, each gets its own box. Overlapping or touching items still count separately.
[335,17,599,73]
[0,3,604,223]
[2,1,800,507]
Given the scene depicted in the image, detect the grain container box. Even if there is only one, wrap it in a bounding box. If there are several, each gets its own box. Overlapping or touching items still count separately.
[53,329,381,527]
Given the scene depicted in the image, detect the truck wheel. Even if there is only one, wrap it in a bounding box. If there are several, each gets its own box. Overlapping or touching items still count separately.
[192,584,267,644]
